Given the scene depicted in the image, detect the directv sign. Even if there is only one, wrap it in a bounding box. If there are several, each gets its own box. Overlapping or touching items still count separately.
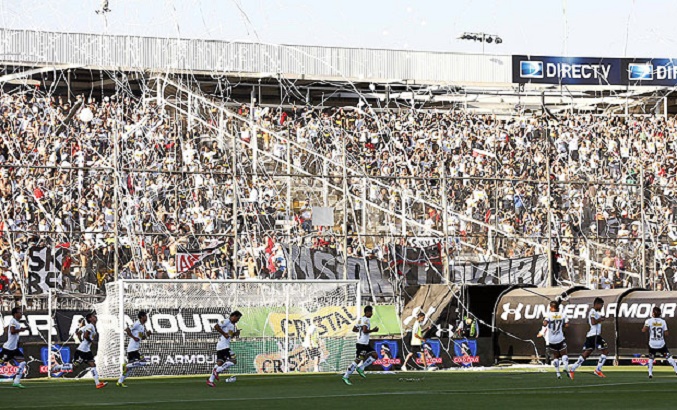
[513,55,621,85]
[622,58,677,86]
[513,55,677,86]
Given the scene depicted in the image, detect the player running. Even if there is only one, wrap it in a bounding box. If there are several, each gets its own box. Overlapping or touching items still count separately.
[569,297,608,379]
[642,306,677,379]
[207,311,242,387]
[342,305,379,385]
[539,300,570,379]
[117,310,152,387]
[0,307,29,388]
[74,313,107,389]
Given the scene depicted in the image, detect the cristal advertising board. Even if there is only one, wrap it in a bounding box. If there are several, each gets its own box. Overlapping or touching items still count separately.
[0,306,400,378]
[513,55,677,86]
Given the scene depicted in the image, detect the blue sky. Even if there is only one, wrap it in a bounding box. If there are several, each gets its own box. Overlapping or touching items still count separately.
[1,0,675,57]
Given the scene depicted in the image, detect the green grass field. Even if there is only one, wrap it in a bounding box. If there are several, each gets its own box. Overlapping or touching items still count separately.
[3,367,676,410]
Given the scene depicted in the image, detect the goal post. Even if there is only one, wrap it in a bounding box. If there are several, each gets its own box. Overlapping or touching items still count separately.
[94,280,361,378]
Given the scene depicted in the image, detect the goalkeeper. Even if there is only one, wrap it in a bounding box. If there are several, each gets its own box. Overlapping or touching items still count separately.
[117,310,152,387]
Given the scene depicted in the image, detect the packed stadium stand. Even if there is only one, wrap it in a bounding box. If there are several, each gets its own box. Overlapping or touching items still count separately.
[1,29,677,304]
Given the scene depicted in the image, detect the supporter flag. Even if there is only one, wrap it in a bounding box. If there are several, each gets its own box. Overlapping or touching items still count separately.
[126,175,135,194]
[176,240,225,273]
[472,148,496,158]
[27,245,69,294]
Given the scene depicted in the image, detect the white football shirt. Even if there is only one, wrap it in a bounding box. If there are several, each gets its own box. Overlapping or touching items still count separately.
[644,317,668,349]
[216,319,236,350]
[303,324,319,348]
[77,323,97,353]
[539,326,550,345]
[586,308,603,337]
[3,318,22,350]
[543,311,569,344]
[127,320,146,353]
[356,316,371,345]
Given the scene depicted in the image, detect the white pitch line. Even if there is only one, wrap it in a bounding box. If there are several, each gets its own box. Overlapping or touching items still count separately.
[11,380,676,409]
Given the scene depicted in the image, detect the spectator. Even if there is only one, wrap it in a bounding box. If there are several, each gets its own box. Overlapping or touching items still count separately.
[0,270,9,294]
[1,86,675,296]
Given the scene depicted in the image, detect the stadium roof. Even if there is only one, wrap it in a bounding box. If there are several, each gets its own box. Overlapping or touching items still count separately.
[0,28,511,85]
[1,28,673,114]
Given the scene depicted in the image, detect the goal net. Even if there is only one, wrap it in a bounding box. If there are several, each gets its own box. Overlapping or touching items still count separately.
[94,280,360,378]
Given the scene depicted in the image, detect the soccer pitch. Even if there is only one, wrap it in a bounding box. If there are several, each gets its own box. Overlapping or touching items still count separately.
[4,367,676,410]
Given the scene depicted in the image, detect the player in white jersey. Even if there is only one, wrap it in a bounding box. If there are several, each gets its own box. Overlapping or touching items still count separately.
[569,297,609,379]
[117,310,152,387]
[0,307,29,388]
[207,311,242,387]
[73,313,107,389]
[342,306,379,385]
[299,319,322,372]
[642,306,677,379]
[538,301,570,379]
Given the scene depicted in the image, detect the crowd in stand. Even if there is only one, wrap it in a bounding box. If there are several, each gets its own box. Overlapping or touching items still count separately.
[1,86,677,296]
[260,103,677,289]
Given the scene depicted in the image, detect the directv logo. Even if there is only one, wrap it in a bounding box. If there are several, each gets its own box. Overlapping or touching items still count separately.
[517,58,612,81]
[520,61,543,78]
[628,63,653,81]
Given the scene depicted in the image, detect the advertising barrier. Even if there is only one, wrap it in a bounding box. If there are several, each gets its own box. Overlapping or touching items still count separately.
[453,338,481,366]
[0,304,402,378]
[622,58,677,86]
[373,340,401,370]
[513,55,677,86]
[513,55,621,85]
[1,310,86,343]
[616,291,677,357]
[0,344,78,381]
[369,338,488,371]
[494,288,677,361]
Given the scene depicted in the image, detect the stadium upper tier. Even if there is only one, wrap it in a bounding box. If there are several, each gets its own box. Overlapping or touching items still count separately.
[1,28,675,115]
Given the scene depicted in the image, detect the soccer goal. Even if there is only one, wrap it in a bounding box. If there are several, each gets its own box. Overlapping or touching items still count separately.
[94,280,360,378]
